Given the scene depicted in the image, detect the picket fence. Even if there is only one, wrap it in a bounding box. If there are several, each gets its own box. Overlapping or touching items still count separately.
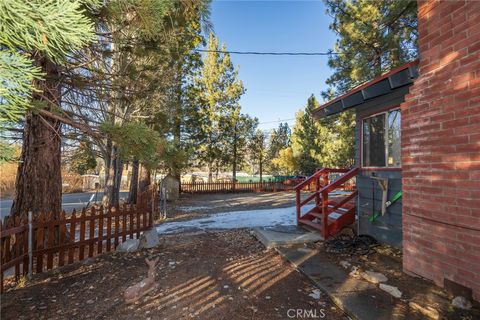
[181,181,294,193]
[0,204,153,292]
[181,179,355,194]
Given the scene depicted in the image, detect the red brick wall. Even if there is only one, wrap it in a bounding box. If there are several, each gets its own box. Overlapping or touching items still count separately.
[401,0,480,300]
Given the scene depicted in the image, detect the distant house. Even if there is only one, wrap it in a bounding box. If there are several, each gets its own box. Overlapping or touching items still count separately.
[300,0,480,301]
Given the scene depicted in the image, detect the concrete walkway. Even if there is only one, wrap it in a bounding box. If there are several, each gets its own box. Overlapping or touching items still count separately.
[276,246,422,320]
[252,225,323,248]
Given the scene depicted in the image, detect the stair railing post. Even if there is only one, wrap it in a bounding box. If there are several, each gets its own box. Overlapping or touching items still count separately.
[315,174,320,207]
[322,190,329,238]
[296,188,301,224]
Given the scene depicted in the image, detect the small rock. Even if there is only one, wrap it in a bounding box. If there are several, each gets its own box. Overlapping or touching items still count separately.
[361,270,388,284]
[86,300,94,304]
[169,261,176,266]
[223,285,229,289]
[379,284,402,298]
[265,296,271,300]
[139,229,160,249]
[339,261,351,269]
[116,239,140,252]
[248,306,258,313]
[409,302,440,320]
[308,289,321,300]
[451,296,472,310]
[349,266,361,278]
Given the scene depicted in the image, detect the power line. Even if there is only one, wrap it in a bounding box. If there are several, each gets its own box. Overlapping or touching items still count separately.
[258,118,295,125]
[194,49,336,56]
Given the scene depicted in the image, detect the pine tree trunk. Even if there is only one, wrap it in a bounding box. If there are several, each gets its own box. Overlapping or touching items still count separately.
[208,163,213,183]
[232,133,237,192]
[112,158,124,208]
[103,144,119,207]
[103,138,112,197]
[259,158,263,183]
[138,164,151,193]
[232,142,237,182]
[173,80,182,193]
[128,160,139,204]
[10,54,62,218]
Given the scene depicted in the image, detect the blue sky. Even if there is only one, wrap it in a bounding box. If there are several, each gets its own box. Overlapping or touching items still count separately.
[209,0,337,131]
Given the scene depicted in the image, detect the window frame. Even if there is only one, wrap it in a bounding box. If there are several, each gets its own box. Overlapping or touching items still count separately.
[360,107,402,170]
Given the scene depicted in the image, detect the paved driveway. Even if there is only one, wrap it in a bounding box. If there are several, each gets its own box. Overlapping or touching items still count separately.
[0,191,128,218]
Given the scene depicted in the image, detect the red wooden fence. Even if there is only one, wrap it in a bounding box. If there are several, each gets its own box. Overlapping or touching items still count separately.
[0,204,153,292]
[181,181,294,193]
[181,179,354,194]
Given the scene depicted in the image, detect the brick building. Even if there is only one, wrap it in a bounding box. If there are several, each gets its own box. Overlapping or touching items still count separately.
[305,0,480,301]
[401,0,480,301]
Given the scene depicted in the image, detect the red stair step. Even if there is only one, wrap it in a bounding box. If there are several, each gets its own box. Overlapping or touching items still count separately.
[298,218,322,231]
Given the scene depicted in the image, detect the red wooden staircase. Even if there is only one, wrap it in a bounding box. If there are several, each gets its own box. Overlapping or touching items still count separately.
[295,167,359,239]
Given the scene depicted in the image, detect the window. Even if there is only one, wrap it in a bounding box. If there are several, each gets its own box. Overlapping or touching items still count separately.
[362,109,401,168]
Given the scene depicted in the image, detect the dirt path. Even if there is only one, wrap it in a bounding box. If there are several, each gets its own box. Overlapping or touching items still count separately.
[1,230,349,320]
[164,192,300,221]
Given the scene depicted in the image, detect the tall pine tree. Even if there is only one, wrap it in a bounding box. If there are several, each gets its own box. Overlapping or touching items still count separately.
[290,95,322,175]
[193,33,245,181]
[1,0,98,217]
[324,0,417,96]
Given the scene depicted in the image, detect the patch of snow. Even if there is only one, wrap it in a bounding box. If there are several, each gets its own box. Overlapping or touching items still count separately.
[157,205,314,234]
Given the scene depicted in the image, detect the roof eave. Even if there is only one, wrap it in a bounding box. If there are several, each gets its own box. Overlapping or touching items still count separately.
[313,60,419,119]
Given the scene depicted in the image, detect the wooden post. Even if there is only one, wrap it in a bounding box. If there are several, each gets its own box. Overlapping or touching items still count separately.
[23,214,29,276]
[129,205,134,239]
[136,207,140,238]
[46,212,54,270]
[122,206,127,242]
[68,210,76,264]
[114,207,120,248]
[296,189,301,224]
[322,190,329,238]
[58,211,66,267]
[106,207,112,252]
[98,207,103,254]
[79,208,86,261]
[88,207,95,257]
[315,175,320,207]
[36,213,45,273]
[143,210,148,230]
[14,217,20,280]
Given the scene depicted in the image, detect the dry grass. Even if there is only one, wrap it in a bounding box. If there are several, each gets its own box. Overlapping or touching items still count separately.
[0,160,18,198]
[0,162,85,197]
[62,171,83,193]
